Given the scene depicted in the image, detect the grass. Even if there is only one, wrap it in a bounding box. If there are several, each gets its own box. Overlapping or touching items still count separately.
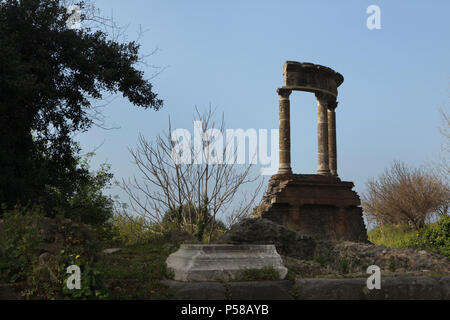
[368,224,417,249]
[234,266,280,281]
[94,241,177,299]
[338,258,349,274]
[368,217,450,258]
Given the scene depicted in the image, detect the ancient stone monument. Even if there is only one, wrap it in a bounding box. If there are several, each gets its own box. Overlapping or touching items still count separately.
[166,244,287,281]
[253,61,368,242]
[166,61,367,283]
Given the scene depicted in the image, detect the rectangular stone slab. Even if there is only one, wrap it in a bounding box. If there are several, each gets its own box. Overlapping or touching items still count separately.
[166,244,288,282]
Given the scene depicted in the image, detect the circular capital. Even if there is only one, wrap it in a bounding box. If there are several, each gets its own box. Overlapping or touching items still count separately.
[277,88,292,99]
[328,101,339,110]
[315,92,335,105]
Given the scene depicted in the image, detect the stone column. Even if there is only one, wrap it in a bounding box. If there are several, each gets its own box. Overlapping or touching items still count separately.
[316,93,330,175]
[277,88,292,174]
[328,101,338,176]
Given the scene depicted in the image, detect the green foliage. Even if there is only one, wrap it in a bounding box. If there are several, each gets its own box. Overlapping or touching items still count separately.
[368,224,417,249]
[388,260,396,272]
[409,215,450,257]
[338,257,349,274]
[0,206,43,283]
[23,217,107,299]
[94,242,175,299]
[235,266,280,281]
[0,204,175,299]
[0,0,162,212]
[368,216,450,257]
[51,152,115,226]
[107,214,161,246]
[0,205,110,299]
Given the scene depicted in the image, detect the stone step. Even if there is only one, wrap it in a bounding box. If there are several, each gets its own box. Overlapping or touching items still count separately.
[163,276,450,300]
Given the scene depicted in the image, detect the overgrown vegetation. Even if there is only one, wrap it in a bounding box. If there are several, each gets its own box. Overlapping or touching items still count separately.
[234,266,280,281]
[368,215,450,257]
[0,0,172,299]
[0,207,178,299]
[0,206,43,283]
[0,0,162,216]
[93,242,176,299]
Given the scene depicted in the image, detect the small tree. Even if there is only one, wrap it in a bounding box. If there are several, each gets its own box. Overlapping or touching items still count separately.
[437,107,450,181]
[0,0,162,213]
[362,161,449,230]
[121,108,263,242]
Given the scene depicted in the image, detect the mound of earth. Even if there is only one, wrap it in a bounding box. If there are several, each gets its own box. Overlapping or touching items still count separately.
[216,218,450,277]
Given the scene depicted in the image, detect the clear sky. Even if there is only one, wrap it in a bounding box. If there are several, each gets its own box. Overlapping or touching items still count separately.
[77,0,450,210]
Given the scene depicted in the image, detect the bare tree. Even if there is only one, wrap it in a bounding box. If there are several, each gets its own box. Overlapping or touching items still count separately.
[362,161,449,230]
[121,108,264,242]
[435,106,450,183]
[425,106,450,219]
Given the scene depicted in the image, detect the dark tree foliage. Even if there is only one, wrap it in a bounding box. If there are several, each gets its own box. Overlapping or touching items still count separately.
[0,0,162,214]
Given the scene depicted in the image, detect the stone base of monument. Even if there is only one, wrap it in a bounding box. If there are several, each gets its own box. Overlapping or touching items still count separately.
[252,173,368,242]
[162,277,450,300]
[166,244,288,282]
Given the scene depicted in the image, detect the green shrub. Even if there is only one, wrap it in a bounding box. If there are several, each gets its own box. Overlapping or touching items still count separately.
[409,215,450,257]
[23,220,107,300]
[338,257,349,274]
[0,205,110,299]
[0,206,43,283]
[49,157,115,227]
[368,217,450,257]
[107,214,161,245]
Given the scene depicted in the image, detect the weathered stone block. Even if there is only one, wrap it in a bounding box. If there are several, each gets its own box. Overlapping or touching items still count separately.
[216,218,316,258]
[166,244,288,282]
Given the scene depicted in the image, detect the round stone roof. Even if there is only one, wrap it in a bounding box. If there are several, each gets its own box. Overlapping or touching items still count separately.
[284,61,344,86]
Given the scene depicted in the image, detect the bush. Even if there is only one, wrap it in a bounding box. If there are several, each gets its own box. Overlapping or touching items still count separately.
[362,161,449,230]
[107,214,161,246]
[410,215,450,257]
[23,221,107,300]
[0,205,110,299]
[50,156,115,227]
[368,216,450,257]
[0,206,43,283]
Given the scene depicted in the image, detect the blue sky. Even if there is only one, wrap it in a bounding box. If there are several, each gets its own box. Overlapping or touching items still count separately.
[77,0,449,208]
